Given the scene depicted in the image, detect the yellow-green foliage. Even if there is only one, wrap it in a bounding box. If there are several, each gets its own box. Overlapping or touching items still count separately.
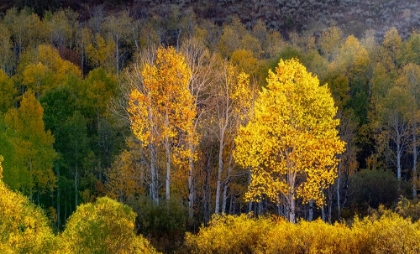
[61,196,159,254]
[185,211,420,254]
[0,178,57,253]
[259,219,357,254]
[185,214,272,254]
[351,208,420,253]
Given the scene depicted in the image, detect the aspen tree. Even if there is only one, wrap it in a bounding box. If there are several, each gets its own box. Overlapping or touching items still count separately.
[234,59,345,222]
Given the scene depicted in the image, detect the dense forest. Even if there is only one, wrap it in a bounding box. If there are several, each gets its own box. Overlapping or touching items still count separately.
[2,1,420,253]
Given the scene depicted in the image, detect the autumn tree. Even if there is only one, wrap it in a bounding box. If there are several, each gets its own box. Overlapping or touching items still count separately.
[19,44,81,98]
[85,33,115,72]
[3,90,56,202]
[44,9,78,48]
[394,63,420,194]
[128,46,196,202]
[375,83,414,180]
[0,70,16,113]
[398,31,420,66]
[106,137,146,202]
[318,26,343,61]
[234,59,345,223]
[375,27,402,80]
[102,11,133,75]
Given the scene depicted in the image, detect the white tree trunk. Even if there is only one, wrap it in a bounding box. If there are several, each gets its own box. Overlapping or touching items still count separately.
[215,134,225,214]
[165,139,171,201]
[308,200,314,221]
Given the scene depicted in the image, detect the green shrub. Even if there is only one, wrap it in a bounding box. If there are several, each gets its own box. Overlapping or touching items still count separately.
[127,196,187,252]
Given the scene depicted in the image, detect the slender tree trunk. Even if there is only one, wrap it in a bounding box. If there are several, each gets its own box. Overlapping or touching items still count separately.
[215,133,225,214]
[397,133,402,180]
[148,105,159,204]
[229,194,234,214]
[289,194,295,223]
[29,158,33,202]
[337,159,342,219]
[221,153,234,214]
[75,163,78,208]
[188,142,195,220]
[308,200,314,221]
[258,201,263,215]
[413,128,418,198]
[221,181,228,214]
[287,159,296,223]
[56,163,61,229]
[328,187,333,223]
[203,150,212,225]
[149,142,158,204]
[165,138,171,201]
[248,168,252,213]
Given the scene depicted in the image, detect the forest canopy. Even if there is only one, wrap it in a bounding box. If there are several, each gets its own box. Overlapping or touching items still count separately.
[0,2,420,252]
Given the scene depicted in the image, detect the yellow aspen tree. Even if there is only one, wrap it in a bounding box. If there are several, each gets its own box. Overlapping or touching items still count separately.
[128,46,196,202]
[20,44,81,97]
[234,59,345,223]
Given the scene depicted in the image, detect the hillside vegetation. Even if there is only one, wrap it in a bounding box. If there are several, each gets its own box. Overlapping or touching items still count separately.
[1,2,420,253]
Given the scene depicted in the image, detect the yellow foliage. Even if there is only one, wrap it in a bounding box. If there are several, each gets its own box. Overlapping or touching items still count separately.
[230,49,258,76]
[185,211,420,254]
[0,176,57,253]
[127,46,198,200]
[234,59,345,220]
[184,214,272,254]
[20,44,82,96]
[128,46,195,151]
[106,139,146,201]
[4,90,57,195]
[86,33,116,72]
[61,197,159,254]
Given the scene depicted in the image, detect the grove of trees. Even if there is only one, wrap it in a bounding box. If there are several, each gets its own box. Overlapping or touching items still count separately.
[1,4,420,253]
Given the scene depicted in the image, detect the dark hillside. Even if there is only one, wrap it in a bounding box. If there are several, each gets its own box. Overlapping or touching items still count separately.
[1,0,419,39]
